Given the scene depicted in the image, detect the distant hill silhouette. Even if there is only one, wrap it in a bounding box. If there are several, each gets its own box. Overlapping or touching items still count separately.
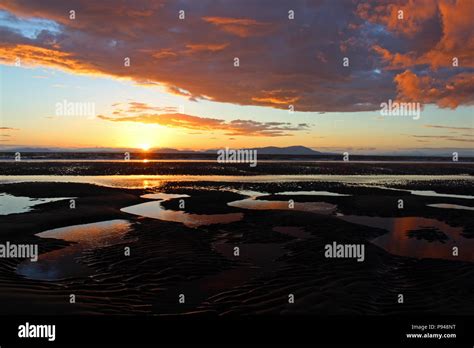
[1,145,473,157]
[1,145,321,155]
[205,146,321,155]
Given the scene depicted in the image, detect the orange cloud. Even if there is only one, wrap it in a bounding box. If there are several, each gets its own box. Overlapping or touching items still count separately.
[366,0,474,69]
[149,48,178,60]
[0,0,472,112]
[425,0,474,68]
[0,44,102,76]
[357,0,438,37]
[146,43,229,60]
[117,102,178,114]
[252,90,300,105]
[372,45,416,69]
[394,70,474,108]
[202,16,273,37]
[185,43,229,53]
[98,102,310,137]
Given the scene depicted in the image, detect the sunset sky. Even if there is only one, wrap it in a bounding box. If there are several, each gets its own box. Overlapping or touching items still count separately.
[0,0,472,153]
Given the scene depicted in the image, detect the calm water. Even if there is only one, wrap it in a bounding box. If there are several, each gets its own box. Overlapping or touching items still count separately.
[121,190,344,227]
[409,190,474,200]
[273,191,350,196]
[1,174,472,189]
[339,215,474,262]
[228,196,337,214]
[2,175,472,281]
[367,185,474,200]
[0,193,72,215]
[427,203,474,211]
[226,190,343,214]
[17,220,132,281]
[121,194,243,228]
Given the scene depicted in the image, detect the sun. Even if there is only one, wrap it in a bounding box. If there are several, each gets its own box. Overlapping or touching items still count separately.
[139,143,151,151]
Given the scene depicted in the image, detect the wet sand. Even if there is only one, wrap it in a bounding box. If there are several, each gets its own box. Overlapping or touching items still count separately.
[2,160,474,176]
[0,178,473,316]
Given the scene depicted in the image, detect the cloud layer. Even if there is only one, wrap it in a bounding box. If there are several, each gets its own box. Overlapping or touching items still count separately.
[98,102,309,136]
[1,0,473,111]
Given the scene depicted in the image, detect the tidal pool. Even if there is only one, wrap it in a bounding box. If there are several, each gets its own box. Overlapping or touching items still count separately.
[122,193,243,227]
[16,220,132,281]
[427,203,474,211]
[228,198,336,214]
[0,193,72,215]
[338,215,473,262]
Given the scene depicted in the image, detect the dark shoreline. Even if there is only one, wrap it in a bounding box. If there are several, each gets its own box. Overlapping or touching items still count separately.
[2,160,474,175]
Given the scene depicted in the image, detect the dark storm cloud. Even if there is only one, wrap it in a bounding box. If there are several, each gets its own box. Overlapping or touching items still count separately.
[0,0,472,111]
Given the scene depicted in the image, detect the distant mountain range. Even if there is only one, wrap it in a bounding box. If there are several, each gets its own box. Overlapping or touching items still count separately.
[205,146,322,155]
[0,145,322,155]
[0,145,473,157]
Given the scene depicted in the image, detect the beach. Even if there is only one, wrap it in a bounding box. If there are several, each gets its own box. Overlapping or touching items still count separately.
[1,162,473,316]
